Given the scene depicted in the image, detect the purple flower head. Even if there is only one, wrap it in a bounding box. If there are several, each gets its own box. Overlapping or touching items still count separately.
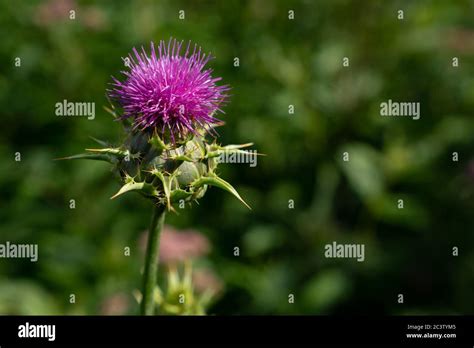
[109,39,229,140]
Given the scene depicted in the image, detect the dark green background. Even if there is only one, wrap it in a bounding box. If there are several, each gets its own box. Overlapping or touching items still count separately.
[1,0,474,314]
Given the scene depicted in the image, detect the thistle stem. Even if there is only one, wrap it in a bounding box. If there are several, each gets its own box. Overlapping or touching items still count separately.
[141,204,166,315]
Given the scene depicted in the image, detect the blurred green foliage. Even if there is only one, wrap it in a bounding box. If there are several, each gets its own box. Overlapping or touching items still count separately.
[1,0,474,315]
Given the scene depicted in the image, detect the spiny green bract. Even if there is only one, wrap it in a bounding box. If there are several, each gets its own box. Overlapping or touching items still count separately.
[61,126,252,212]
[153,264,214,315]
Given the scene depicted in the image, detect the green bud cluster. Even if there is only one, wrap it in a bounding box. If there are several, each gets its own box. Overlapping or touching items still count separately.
[61,126,253,211]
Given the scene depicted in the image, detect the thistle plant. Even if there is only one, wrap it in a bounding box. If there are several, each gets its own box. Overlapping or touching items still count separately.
[60,39,254,315]
[153,263,214,315]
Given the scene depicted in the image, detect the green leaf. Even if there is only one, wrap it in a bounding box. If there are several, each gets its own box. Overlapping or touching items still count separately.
[110,181,157,199]
[167,154,195,162]
[206,149,255,159]
[219,143,254,150]
[150,170,172,209]
[148,131,168,151]
[170,189,193,203]
[54,153,117,163]
[85,147,129,157]
[192,174,251,209]
[338,143,384,200]
[205,143,264,159]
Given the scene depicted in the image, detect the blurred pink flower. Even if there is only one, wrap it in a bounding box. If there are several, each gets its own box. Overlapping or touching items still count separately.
[139,225,211,265]
[81,6,106,30]
[34,0,76,26]
[193,268,224,295]
[444,28,474,54]
[34,0,106,30]
[99,292,130,315]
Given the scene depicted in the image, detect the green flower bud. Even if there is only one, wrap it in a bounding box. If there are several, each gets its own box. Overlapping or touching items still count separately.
[61,128,254,211]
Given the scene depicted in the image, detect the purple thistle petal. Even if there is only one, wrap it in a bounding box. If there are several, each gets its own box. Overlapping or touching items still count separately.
[108,39,229,140]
